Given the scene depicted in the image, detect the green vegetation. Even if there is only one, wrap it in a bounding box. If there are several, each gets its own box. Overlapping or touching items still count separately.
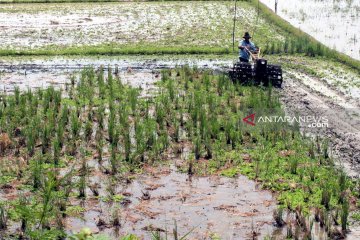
[0,44,230,56]
[0,1,359,238]
[0,66,358,238]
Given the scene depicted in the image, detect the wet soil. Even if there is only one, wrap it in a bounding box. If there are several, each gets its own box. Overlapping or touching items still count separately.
[280,68,360,176]
[62,164,276,239]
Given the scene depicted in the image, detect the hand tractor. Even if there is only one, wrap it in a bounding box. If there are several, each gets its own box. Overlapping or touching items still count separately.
[228,47,283,88]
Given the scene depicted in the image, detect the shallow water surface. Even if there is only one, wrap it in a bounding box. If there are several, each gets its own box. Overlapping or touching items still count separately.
[65,164,276,239]
[0,56,233,93]
[260,0,360,60]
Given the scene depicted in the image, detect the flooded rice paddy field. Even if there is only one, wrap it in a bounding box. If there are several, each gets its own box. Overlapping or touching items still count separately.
[2,157,277,239]
[0,56,282,239]
[2,54,359,101]
[0,55,234,93]
[1,54,360,239]
[0,1,283,51]
[260,0,360,60]
[1,54,360,171]
[64,164,276,239]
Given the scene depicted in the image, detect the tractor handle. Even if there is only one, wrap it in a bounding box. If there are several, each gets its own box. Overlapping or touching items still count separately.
[244,47,261,61]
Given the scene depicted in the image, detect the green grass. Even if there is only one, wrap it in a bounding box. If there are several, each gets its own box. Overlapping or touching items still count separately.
[0,44,230,56]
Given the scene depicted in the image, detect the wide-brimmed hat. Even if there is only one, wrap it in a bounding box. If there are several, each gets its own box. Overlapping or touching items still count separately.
[243,32,252,39]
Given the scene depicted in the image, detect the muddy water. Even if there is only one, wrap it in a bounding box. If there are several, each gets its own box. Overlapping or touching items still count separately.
[0,56,233,93]
[260,0,360,60]
[65,164,276,239]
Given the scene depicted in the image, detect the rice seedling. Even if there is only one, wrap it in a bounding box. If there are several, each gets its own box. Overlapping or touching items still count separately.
[15,196,31,233]
[96,108,104,132]
[70,110,81,140]
[321,184,331,210]
[341,198,349,232]
[31,154,43,189]
[0,66,358,239]
[161,69,170,82]
[273,207,285,227]
[289,156,298,175]
[129,88,139,115]
[89,183,100,197]
[110,144,119,175]
[286,223,293,238]
[38,172,58,229]
[172,120,180,143]
[339,170,347,193]
[78,174,86,199]
[123,127,132,163]
[193,134,201,160]
[41,124,51,154]
[111,207,121,227]
[53,138,61,166]
[204,135,212,160]
[0,203,7,230]
[84,119,93,142]
[108,110,116,145]
[105,178,116,200]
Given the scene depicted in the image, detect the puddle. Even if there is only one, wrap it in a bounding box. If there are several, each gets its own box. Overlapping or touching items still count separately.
[65,164,276,239]
[260,0,360,60]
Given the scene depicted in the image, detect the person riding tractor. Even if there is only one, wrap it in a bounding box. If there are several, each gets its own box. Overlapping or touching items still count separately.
[238,32,258,62]
[229,31,283,88]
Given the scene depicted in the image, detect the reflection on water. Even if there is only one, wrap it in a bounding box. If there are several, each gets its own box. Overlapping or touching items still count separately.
[260,0,360,60]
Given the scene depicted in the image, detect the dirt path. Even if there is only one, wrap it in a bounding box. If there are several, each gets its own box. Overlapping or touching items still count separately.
[280,69,360,176]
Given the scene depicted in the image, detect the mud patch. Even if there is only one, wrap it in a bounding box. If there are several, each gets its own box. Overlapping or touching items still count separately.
[280,70,360,176]
[64,164,276,239]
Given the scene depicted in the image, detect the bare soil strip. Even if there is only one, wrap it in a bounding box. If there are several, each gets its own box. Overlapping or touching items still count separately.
[281,70,360,176]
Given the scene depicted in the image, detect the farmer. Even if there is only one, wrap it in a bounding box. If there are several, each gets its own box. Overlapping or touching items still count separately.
[238,32,257,62]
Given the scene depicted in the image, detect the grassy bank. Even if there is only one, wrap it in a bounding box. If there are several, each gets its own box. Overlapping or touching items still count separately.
[0,44,230,56]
